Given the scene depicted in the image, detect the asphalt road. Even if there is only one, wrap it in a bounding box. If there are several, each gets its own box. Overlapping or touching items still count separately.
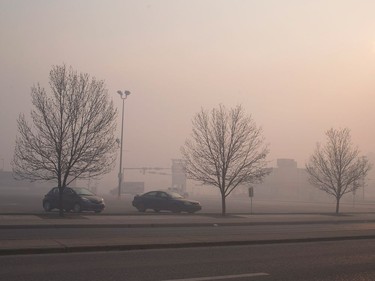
[2,223,375,242]
[1,239,374,281]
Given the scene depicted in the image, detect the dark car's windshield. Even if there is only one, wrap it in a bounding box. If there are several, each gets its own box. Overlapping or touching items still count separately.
[169,192,183,199]
[72,187,95,196]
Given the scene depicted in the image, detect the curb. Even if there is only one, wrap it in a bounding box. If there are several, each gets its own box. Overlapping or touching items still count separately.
[1,219,375,229]
[2,234,375,256]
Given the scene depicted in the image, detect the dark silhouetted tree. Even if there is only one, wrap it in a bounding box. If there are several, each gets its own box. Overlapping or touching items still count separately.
[305,128,371,214]
[13,65,117,216]
[181,105,270,216]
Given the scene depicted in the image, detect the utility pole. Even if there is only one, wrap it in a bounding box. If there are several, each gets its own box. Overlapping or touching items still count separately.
[116,90,131,198]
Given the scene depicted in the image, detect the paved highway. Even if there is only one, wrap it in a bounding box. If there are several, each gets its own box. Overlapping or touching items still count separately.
[1,223,375,242]
[1,239,374,281]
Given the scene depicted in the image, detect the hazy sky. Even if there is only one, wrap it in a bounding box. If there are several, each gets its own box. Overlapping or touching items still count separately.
[1,0,375,189]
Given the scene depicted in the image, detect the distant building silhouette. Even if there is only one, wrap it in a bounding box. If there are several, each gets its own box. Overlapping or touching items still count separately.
[171,159,187,193]
[247,158,374,203]
[250,158,315,201]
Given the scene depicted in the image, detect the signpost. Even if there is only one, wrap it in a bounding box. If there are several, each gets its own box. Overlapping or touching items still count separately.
[248,186,254,214]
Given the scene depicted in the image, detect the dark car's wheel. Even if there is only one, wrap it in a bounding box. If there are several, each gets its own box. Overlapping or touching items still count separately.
[43,201,52,212]
[171,206,181,213]
[137,203,146,212]
[73,203,82,213]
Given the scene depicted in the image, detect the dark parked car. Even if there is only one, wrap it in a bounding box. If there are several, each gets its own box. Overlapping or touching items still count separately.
[132,190,202,213]
[42,187,105,213]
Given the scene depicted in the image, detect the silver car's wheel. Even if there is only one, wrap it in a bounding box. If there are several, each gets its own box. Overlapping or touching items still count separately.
[73,203,82,213]
[137,203,146,212]
[172,206,181,213]
[43,201,52,212]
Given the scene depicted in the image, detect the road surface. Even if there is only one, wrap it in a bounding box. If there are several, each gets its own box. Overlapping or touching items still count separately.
[1,239,374,281]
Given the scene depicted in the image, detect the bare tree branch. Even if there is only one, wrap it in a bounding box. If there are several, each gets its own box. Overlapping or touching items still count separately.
[181,104,270,216]
[305,128,372,214]
[12,65,118,216]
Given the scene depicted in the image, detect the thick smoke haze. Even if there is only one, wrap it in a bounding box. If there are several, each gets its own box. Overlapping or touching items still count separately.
[1,1,375,192]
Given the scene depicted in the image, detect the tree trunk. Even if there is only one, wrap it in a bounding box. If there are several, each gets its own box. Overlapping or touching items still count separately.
[221,194,226,216]
[335,197,340,214]
[58,187,64,217]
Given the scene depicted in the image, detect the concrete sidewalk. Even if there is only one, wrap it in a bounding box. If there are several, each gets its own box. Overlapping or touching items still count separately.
[1,212,375,228]
[1,212,375,255]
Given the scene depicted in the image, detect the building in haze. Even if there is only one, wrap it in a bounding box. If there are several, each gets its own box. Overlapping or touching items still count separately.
[246,159,328,202]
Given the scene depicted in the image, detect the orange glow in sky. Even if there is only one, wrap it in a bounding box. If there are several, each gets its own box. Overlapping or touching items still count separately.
[1,0,375,188]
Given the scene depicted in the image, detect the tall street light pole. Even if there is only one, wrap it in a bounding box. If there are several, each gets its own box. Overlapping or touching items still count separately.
[117,90,131,199]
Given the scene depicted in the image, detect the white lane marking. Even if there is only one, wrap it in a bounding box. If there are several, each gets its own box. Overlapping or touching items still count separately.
[163,272,270,281]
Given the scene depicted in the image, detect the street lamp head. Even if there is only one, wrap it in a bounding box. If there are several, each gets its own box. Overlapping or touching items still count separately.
[117,90,131,98]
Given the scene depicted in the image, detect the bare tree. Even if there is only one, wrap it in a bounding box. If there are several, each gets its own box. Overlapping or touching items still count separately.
[305,128,371,214]
[181,105,270,216]
[13,65,118,216]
